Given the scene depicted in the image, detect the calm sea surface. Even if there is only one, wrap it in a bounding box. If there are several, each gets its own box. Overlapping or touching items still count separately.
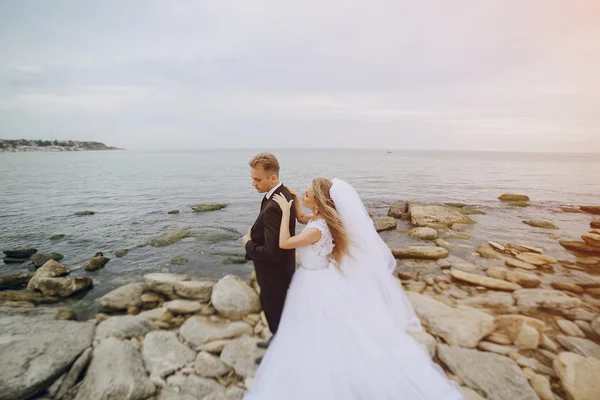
[1,149,599,317]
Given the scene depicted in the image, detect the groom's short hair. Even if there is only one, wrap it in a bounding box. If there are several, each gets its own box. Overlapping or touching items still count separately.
[249,152,280,176]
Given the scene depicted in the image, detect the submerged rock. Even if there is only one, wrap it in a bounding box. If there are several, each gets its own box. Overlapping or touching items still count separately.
[149,231,192,247]
[508,201,529,207]
[170,256,189,265]
[30,252,64,267]
[193,203,226,212]
[168,209,180,214]
[49,234,66,240]
[74,211,95,216]
[115,249,129,257]
[0,272,34,290]
[522,220,558,229]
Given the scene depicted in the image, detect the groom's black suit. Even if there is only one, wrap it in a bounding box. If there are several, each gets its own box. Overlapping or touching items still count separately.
[245,184,296,335]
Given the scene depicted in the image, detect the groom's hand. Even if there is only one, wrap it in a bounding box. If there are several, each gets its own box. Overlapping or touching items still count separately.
[241,227,252,245]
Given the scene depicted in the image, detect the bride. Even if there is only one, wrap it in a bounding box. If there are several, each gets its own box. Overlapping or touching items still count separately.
[243,178,464,400]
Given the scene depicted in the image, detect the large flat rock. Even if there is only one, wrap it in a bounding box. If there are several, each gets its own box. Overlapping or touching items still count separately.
[0,315,95,400]
[74,337,155,400]
[407,292,495,348]
[438,345,538,400]
[409,204,475,228]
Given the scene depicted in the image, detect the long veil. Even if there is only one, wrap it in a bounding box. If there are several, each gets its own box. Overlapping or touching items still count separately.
[330,178,422,332]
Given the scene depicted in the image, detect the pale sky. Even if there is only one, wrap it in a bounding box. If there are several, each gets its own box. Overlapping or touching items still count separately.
[0,1,599,152]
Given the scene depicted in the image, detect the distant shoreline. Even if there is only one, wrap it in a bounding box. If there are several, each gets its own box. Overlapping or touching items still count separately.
[0,139,123,153]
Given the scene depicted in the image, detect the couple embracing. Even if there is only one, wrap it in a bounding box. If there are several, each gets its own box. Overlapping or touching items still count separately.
[242,153,464,400]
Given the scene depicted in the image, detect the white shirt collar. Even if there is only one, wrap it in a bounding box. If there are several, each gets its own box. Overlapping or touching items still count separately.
[265,182,282,199]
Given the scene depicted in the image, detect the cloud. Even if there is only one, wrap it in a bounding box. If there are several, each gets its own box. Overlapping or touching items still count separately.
[0,0,599,152]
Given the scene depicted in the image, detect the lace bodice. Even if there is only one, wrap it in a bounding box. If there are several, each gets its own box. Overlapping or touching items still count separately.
[297,218,335,270]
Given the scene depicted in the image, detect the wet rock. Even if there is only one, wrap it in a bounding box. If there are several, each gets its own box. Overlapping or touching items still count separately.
[149,231,192,247]
[179,316,253,347]
[409,227,438,240]
[437,344,538,400]
[523,220,558,229]
[445,203,466,208]
[220,335,265,379]
[505,258,537,270]
[27,274,92,298]
[192,203,226,212]
[407,292,495,348]
[554,352,600,400]
[211,275,261,320]
[30,252,64,267]
[387,201,407,218]
[592,220,600,229]
[74,337,155,400]
[99,282,145,311]
[508,201,529,207]
[451,269,521,291]
[3,248,37,259]
[499,194,530,201]
[168,210,180,214]
[0,272,34,290]
[457,208,486,215]
[444,233,472,240]
[435,238,456,251]
[561,206,582,213]
[50,234,65,240]
[85,255,110,271]
[373,216,397,232]
[580,206,600,215]
[0,315,95,400]
[170,256,189,265]
[476,244,502,259]
[143,330,196,378]
[0,289,60,304]
[74,211,94,216]
[115,249,130,257]
[392,246,449,260]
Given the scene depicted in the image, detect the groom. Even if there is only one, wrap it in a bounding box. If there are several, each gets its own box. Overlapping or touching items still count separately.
[242,153,296,350]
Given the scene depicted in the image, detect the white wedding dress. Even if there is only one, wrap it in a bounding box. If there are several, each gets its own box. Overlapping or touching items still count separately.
[244,214,465,399]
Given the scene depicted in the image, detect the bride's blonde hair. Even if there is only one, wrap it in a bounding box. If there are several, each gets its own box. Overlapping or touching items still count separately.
[312,178,349,264]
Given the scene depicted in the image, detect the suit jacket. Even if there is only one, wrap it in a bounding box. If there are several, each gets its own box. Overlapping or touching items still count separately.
[245,184,296,281]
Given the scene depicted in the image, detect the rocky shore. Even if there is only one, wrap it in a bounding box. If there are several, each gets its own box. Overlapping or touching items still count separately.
[1,195,600,400]
[0,139,122,153]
